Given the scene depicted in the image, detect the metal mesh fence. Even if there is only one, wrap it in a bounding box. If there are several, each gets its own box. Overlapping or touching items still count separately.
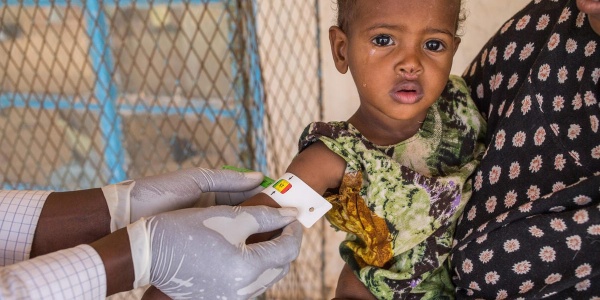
[0,0,323,298]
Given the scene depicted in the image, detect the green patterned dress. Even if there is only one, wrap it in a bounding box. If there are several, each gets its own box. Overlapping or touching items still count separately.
[299,76,486,299]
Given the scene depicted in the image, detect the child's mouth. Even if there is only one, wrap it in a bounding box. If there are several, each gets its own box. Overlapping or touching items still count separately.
[390,82,423,104]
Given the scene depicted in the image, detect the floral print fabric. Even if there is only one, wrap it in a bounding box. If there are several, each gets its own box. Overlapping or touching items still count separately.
[299,76,486,299]
[451,0,600,298]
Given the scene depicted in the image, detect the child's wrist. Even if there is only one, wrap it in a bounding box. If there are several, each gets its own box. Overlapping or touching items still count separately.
[238,192,281,208]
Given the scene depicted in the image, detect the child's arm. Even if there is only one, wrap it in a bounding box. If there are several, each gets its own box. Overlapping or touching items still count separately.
[240,141,346,241]
[241,142,376,299]
[333,264,377,300]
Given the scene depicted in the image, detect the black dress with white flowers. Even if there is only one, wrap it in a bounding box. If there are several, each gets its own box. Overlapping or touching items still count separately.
[450,0,600,298]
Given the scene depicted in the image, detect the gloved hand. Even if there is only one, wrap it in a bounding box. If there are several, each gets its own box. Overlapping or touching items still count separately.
[101,168,265,231]
[126,206,303,299]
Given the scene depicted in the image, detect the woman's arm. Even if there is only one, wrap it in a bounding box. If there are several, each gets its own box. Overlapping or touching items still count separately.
[577,0,600,34]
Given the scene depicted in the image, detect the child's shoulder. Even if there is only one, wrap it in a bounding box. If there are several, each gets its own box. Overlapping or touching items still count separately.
[446,74,470,94]
[438,75,487,141]
[300,121,352,139]
[298,121,361,154]
[439,74,476,107]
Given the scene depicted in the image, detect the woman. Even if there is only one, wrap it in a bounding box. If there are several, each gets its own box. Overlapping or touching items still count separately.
[451,0,600,298]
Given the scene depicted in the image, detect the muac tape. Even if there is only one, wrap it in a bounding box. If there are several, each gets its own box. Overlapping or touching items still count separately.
[261,173,332,228]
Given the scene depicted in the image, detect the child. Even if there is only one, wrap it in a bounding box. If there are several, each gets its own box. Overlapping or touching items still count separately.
[240,0,486,299]
[140,0,483,298]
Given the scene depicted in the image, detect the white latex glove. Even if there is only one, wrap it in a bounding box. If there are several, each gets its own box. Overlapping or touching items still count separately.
[101,168,265,231]
[126,206,303,299]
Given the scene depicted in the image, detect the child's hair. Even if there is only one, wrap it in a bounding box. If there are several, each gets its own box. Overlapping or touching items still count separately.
[334,0,467,36]
[335,0,359,34]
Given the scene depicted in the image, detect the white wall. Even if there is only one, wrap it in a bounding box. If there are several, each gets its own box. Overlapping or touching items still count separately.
[317,1,530,297]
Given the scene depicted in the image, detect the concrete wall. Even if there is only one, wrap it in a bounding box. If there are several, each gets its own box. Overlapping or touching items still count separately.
[318,1,530,297]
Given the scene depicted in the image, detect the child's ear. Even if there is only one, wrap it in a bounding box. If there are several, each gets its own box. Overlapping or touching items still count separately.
[452,36,462,56]
[329,26,349,74]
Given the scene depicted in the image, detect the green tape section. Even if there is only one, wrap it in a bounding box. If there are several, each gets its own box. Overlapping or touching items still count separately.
[222,165,275,188]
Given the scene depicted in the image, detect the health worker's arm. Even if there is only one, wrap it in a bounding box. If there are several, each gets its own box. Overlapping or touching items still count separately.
[0,189,131,298]
[0,189,134,297]
[1,194,301,299]
[30,189,113,258]
[0,189,111,264]
[0,168,266,298]
[0,229,134,299]
[0,244,110,299]
[24,168,265,258]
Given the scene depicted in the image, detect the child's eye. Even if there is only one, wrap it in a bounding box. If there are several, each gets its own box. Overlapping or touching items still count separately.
[372,35,393,47]
[424,40,446,52]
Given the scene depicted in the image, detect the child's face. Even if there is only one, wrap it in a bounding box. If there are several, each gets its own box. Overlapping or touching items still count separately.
[330,0,461,125]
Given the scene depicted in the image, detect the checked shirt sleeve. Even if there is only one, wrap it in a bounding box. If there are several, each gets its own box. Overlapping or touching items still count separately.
[0,244,107,299]
[0,190,50,265]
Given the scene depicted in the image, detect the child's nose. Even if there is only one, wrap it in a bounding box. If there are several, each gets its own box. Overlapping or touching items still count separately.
[395,48,423,78]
